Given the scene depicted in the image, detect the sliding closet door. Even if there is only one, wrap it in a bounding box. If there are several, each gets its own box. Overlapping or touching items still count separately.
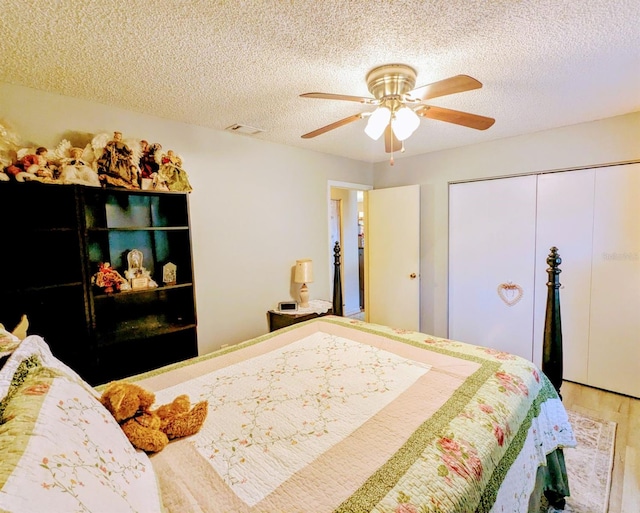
[449,176,537,360]
[533,170,595,378]
[588,163,640,398]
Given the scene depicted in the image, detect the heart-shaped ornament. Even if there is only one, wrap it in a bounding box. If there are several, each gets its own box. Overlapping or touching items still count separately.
[497,282,523,306]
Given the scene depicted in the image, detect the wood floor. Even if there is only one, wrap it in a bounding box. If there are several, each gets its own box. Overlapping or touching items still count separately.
[561,381,640,513]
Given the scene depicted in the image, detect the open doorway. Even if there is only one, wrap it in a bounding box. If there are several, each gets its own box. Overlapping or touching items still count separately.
[328,181,371,319]
[357,191,365,316]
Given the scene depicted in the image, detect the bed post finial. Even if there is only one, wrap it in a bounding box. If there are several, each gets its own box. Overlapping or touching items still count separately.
[332,241,343,316]
[542,246,563,398]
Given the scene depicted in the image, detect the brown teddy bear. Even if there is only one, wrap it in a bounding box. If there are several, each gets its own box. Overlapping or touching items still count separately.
[100,381,208,453]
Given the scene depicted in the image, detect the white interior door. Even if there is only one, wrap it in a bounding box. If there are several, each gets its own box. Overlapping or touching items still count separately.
[449,176,537,360]
[365,185,420,331]
[533,169,595,377]
[588,163,640,398]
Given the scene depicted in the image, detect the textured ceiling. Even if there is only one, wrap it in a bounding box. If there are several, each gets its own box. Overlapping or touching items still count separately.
[1,1,639,163]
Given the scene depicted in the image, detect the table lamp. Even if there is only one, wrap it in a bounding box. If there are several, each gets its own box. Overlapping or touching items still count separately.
[294,259,314,308]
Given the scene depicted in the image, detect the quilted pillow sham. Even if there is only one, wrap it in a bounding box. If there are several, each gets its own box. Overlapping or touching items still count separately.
[0,337,165,513]
[0,335,89,401]
[0,327,20,360]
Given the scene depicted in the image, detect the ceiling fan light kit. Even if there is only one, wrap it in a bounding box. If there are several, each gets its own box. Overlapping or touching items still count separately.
[391,106,420,141]
[300,63,495,164]
[364,106,390,140]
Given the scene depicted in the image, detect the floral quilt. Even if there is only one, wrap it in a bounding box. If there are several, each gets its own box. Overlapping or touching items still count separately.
[133,316,576,513]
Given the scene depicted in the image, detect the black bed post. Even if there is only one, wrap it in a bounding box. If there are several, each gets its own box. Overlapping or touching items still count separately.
[332,241,344,316]
[542,247,563,398]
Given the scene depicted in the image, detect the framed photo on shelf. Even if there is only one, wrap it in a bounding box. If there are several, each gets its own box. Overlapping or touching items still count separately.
[163,262,177,286]
[131,276,150,290]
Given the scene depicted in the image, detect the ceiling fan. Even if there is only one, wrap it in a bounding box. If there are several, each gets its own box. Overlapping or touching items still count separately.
[300,64,495,163]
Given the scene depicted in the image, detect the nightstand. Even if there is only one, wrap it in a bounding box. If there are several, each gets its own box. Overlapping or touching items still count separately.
[267,299,333,332]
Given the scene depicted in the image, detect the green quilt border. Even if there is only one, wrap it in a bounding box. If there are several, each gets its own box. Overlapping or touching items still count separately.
[0,355,41,424]
[0,356,52,491]
[476,376,558,511]
[332,336,500,512]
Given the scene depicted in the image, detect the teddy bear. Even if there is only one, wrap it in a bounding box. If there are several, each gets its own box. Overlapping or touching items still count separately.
[99,381,208,453]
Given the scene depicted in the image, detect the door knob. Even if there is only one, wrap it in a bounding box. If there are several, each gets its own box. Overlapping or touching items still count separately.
[409,273,417,279]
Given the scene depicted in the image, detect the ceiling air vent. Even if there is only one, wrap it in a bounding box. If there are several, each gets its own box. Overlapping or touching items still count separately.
[225,124,264,135]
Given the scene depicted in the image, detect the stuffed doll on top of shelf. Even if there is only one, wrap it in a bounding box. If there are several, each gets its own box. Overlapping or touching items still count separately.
[139,140,164,190]
[53,139,101,187]
[157,149,192,192]
[92,131,141,189]
[0,120,21,181]
[5,146,57,183]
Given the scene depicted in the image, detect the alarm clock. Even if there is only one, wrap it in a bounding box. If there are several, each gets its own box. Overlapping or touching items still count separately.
[278,301,298,312]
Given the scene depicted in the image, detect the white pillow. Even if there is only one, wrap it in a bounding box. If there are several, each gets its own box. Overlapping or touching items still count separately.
[0,337,165,513]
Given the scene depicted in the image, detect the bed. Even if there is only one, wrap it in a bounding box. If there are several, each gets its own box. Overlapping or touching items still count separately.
[0,246,575,512]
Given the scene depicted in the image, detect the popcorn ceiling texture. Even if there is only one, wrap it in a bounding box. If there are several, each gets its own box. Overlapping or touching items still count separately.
[0,0,639,163]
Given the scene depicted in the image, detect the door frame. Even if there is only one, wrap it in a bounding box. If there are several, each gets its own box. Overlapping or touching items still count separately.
[327,181,372,316]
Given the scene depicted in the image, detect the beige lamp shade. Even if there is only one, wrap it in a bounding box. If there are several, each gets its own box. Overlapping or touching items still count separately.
[294,259,313,308]
[294,259,314,284]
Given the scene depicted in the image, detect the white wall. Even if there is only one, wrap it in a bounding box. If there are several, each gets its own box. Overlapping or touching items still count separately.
[372,111,640,337]
[0,82,373,355]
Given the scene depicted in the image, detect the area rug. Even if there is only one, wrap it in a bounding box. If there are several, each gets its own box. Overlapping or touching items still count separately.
[543,409,617,513]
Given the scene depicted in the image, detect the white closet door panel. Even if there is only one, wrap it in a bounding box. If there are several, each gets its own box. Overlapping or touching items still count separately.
[449,175,537,360]
[588,163,640,398]
[533,170,595,380]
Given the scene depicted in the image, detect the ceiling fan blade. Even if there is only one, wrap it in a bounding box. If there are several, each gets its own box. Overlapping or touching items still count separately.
[384,125,402,153]
[408,75,482,101]
[300,92,375,104]
[301,113,364,139]
[416,105,495,130]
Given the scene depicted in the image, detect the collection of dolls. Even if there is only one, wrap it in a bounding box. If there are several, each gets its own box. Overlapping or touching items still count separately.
[0,123,192,192]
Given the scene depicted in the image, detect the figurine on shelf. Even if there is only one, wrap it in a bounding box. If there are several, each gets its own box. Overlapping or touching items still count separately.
[93,131,141,189]
[124,249,158,289]
[54,140,101,187]
[6,147,57,182]
[92,262,130,294]
[157,149,192,192]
